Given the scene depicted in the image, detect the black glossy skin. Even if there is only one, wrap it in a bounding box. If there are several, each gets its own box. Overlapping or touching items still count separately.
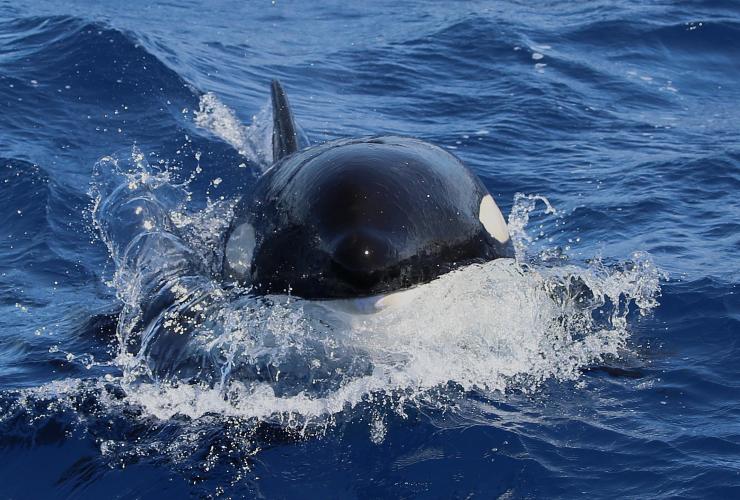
[225,136,511,299]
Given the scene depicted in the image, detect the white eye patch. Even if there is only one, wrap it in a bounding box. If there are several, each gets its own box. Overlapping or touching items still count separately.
[478,194,510,243]
[225,223,256,278]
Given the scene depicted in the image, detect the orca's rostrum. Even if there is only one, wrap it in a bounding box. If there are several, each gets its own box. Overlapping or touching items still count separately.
[224,80,512,300]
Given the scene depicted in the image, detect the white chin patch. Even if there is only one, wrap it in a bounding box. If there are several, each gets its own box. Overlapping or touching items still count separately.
[373,286,422,310]
[479,194,510,243]
[324,286,423,315]
[224,223,256,278]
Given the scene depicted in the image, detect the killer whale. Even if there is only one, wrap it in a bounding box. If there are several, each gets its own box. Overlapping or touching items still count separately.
[224,80,512,300]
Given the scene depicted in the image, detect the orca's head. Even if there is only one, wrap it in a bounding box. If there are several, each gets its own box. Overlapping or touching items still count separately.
[225,137,511,299]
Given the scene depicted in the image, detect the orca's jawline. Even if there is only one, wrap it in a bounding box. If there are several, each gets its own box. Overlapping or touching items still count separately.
[249,229,499,299]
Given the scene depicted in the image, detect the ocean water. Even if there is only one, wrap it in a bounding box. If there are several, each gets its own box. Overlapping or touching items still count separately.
[0,0,738,498]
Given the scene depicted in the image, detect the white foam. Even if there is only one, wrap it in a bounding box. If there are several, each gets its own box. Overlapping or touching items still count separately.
[116,250,662,425]
[85,152,664,437]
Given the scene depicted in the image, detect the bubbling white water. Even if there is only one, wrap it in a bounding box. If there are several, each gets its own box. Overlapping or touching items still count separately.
[115,254,662,425]
[81,94,666,435]
[84,155,664,430]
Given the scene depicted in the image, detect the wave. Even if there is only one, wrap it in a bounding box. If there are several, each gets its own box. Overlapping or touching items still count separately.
[562,19,740,58]
[0,15,192,98]
[0,15,210,167]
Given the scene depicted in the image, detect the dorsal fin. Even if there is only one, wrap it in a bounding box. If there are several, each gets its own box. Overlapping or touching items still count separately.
[270,79,298,162]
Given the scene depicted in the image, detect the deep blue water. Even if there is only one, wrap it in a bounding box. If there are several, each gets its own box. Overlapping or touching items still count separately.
[1,0,739,498]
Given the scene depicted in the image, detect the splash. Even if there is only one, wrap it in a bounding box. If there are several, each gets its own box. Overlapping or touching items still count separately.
[82,149,665,432]
[194,92,273,168]
[508,193,556,261]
